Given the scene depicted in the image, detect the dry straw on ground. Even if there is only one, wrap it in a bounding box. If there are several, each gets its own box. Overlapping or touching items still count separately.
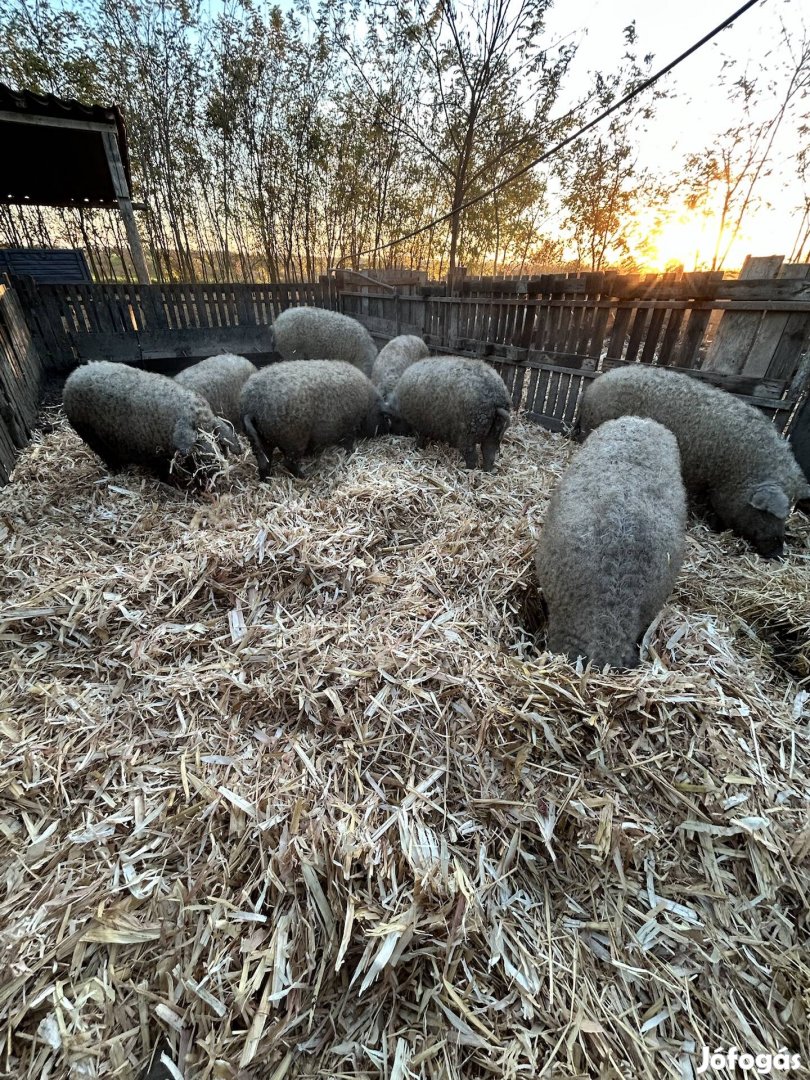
[1,415,808,1080]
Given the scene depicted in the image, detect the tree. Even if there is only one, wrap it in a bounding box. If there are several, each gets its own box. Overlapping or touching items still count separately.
[0,0,101,99]
[790,125,810,263]
[338,0,575,278]
[555,24,663,272]
[679,25,810,271]
[557,135,637,272]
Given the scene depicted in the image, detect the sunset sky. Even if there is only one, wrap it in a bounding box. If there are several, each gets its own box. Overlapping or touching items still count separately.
[543,0,808,270]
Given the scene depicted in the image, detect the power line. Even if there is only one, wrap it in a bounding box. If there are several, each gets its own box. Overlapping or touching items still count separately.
[347,0,764,264]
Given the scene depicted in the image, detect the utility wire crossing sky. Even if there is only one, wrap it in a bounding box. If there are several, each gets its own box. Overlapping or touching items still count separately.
[348,0,764,265]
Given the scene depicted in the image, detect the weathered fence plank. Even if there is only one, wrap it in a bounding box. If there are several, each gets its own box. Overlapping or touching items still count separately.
[656,308,686,367]
[605,307,632,360]
[739,263,809,376]
[0,282,43,484]
[703,256,784,373]
[72,331,140,364]
[680,306,714,368]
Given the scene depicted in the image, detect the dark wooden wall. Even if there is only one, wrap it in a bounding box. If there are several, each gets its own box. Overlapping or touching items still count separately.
[0,282,42,484]
[0,247,92,284]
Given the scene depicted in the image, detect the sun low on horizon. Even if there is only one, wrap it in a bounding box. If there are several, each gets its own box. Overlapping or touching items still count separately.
[627,202,799,275]
[629,209,716,273]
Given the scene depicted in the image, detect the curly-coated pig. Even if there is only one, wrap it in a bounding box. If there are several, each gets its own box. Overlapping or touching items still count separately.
[371,335,430,403]
[272,307,378,375]
[175,353,256,430]
[239,359,383,478]
[579,364,810,557]
[535,416,686,669]
[386,356,511,470]
[63,361,238,483]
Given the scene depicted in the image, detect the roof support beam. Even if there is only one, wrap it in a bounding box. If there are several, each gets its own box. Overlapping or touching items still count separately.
[0,109,118,133]
[101,129,150,285]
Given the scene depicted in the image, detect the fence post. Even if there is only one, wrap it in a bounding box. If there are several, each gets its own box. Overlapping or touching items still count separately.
[0,281,44,484]
[448,295,460,350]
[101,129,151,285]
[790,394,810,480]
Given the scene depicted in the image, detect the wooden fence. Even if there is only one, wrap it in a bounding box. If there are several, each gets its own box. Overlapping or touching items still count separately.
[13,278,336,372]
[339,266,810,372]
[3,259,810,482]
[336,261,810,434]
[0,282,42,484]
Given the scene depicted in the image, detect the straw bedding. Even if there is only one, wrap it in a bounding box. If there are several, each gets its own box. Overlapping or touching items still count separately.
[1,413,808,1079]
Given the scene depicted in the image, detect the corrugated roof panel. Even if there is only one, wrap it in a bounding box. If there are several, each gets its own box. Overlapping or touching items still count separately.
[0,83,133,207]
[0,247,91,283]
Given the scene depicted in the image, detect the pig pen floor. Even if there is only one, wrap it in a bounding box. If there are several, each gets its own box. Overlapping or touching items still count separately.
[1,415,809,1079]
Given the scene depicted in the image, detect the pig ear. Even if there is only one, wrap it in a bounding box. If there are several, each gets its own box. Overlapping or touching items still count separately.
[493,407,511,438]
[795,482,810,514]
[215,419,240,454]
[749,483,790,519]
[173,418,196,456]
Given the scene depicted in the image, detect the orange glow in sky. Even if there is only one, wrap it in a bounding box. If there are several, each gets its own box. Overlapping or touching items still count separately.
[629,206,754,273]
[543,0,808,274]
[628,201,796,274]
